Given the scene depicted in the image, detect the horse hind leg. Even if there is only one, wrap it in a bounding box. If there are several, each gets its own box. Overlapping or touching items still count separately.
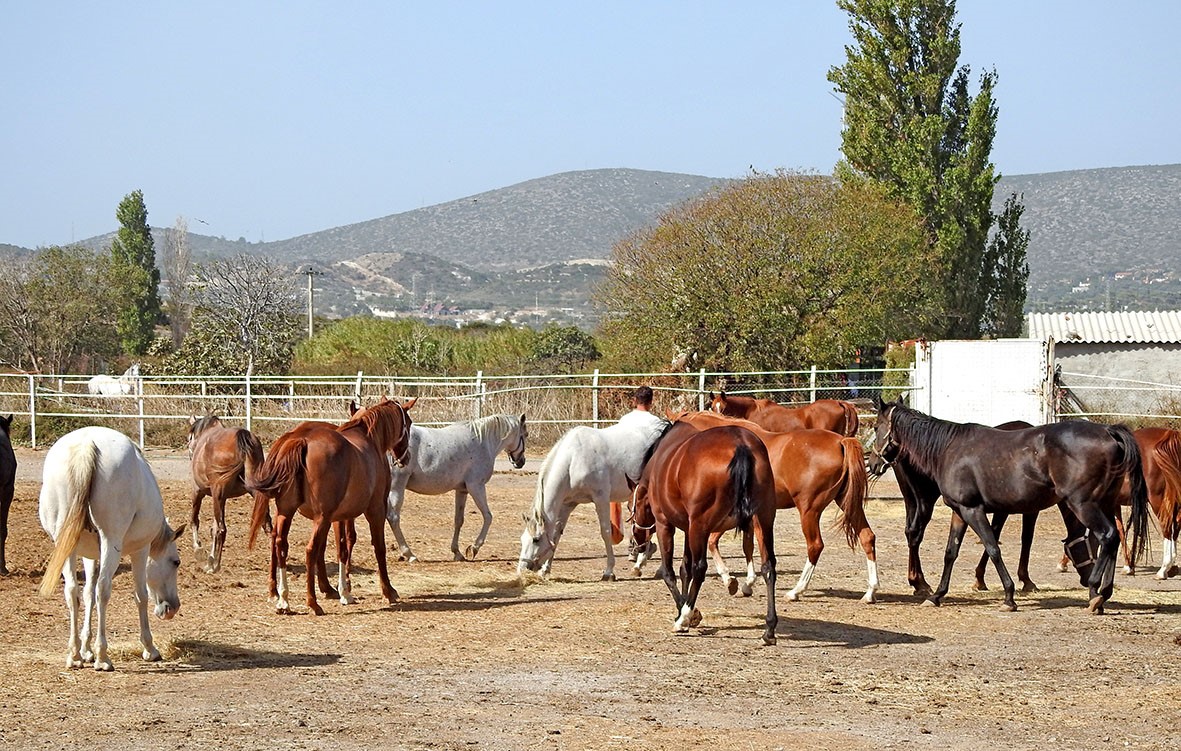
[336,521,357,605]
[463,485,495,561]
[205,491,228,574]
[972,512,1009,591]
[189,488,206,553]
[673,530,709,633]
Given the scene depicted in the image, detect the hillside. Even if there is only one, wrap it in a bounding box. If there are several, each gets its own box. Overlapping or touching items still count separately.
[14,164,1181,319]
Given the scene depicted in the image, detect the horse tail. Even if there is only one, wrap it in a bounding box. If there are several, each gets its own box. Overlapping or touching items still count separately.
[832,437,870,549]
[39,440,99,597]
[1110,424,1149,566]
[1151,430,1181,540]
[237,429,265,486]
[727,443,756,536]
[246,436,306,550]
[841,401,860,437]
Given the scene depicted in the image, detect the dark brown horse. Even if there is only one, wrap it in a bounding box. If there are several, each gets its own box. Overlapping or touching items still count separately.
[870,398,1148,613]
[673,411,877,603]
[247,398,413,615]
[708,391,859,436]
[0,415,14,575]
[187,415,268,574]
[631,421,779,645]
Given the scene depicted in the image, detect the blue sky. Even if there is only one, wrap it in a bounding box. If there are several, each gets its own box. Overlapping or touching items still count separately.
[2,1,1178,249]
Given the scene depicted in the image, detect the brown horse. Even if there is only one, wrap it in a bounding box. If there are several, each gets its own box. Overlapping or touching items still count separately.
[187,415,268,574]
[675,411,877,603]
[247,398,413,615]
[708,391,859,436]
[631,421,779,645]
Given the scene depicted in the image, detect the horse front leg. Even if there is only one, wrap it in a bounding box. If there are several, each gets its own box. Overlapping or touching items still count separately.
[304,519,333,616]
[1070,502,1121,613]
[206,491,228,574]
[79,557,99,666]
[1115,511,1133,575]
[62,554,84,668]
[385,483,416,563]
[189,488,207,554]
[927,511,970,608]
[656,524,683,623]
[364,506,399,605]
[902,485,937,597]
[272,514,293,612]
[91,539,121,671]
[463,484,495,561]
[960,505,1018,611]
[450,489,469,561]
[592,496,618,581]
[336,520,356,605]
[128,548,161,663]
[1016,511,1040,592]
[972,512,1009,591]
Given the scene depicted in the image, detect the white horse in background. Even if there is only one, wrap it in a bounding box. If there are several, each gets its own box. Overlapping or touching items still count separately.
[38,426,185,671]
[87,363,140,396]
[518,412,669,581]
[387,413,528,562]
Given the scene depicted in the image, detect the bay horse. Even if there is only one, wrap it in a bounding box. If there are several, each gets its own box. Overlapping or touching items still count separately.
[517,411,668,581]
[708,391,859,436]
[0,415,14,575]
[187,415,268,574]
[385,413,528,562]
[671,411,877,603]
[38,426,184,671]
[870,398,1148,613]
[631,421,779,645]
[247,398,413,615]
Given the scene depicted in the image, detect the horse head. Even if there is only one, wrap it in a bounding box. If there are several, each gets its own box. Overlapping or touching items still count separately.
[707,391,727,413]
[506,414,528,469]
[517,508,551,574]
[187,414,223,447]
[146,522,186,620]
[868,396,905,475]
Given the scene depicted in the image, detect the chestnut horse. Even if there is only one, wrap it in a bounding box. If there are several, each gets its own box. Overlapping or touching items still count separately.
[631,421,779,645]
[247,398,413,615]
[870,398,1148,613]
[187,415,268,574]
[708,391,859,437]
[673,411,877,603]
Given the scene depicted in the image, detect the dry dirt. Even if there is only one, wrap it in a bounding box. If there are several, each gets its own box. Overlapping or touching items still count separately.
[0,446,1179,751]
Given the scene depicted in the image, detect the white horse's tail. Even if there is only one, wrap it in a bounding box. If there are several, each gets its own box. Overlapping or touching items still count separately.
[39,441,99,597]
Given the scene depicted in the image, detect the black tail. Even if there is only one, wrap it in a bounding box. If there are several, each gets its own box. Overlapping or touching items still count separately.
[1110,424,1149,566]
[728,444,756,536]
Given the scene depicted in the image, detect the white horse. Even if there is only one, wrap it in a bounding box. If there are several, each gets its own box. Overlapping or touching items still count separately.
[518,411,668,581]
[87,363,140,396]
[387,413,528,562]
[38,426,185,671]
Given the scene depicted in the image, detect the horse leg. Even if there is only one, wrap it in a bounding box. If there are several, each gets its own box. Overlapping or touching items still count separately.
[304,518,333,616]
[0,490,9,574]
[1016,512,1040,592]
[128,547,161,662]
[272,513,293,612]
[464,484,494,561]
[385,481,416,563]
[62,554,84,668]
[960,505,1019,611]
[1159,535,1178,580]
[708,530,738,595]
[365,506,399,605]
[902,485,937,597]
[1069,502,1121,613]
[738,529,757,597]
[336,521,356,605]
[673,527,709,633]
[753,515,778,646]
[1115,511,1133,575]
[207,491,228,574]
[189,488,207,553]
[79,556,98,665]
[972,512,1008,591]
[91,538,121,670]
[927,512,970,607]
[592,496,619,581]
[450,489,469,561]
[656,524,684,623]
[787,510,825,602]
[852,509,880,604]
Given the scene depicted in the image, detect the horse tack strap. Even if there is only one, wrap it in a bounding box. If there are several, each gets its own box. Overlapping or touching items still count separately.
[1062,530,1097,569]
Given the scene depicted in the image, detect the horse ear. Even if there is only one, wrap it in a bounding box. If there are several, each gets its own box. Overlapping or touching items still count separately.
[403,397,418,410]
[348,401,359,416]
[871,395,882,411]
[894,395,906,406]
[519,413,526,425]
[172,524,187,540]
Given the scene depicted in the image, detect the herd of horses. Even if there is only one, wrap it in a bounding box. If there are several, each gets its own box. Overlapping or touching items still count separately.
[22,386,1181,669]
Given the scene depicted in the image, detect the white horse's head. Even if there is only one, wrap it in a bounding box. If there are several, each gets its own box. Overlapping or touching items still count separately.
[505,414,528,469]
[517,508,553,574]
[146,523,186,619]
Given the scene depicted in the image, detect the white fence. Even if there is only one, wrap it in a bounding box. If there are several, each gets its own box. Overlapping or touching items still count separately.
[0,367,896,449]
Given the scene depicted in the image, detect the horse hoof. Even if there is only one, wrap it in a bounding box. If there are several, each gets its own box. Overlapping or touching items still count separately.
[310,605,326,617]
[94,661,114,672]
[727,578,739,596]
[465,545,479,561]
[1122,566,1134,576]
[631,566,643,578]
[1056,562,1068,573]
[786,590,801,602]
[601,573,616,582]
[323,588,341,601]
[861,593,877,604]
[1021,583,1039,594]
[0,566,8,576]
[921,599,939,608]
[687,609,703,628]
[740,583,754,598]
[972,582,987,592]
[143,648,162,662]
[762,634,777,647]
[1087,596,1105,614]
[1000,602,1017,612]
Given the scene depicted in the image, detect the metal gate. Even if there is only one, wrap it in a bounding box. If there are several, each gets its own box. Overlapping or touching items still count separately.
[911,338,1055,425]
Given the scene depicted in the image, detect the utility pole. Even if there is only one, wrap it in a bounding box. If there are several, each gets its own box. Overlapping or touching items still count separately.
[302,266,323,338]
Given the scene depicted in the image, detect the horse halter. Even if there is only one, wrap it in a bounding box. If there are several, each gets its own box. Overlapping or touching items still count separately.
[390,402,412,467]
[870,406,900,471]
[627,485,655,532]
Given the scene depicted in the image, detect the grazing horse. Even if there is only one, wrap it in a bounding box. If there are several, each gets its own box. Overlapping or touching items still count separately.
[671,411,877,603]
[708,391,859,436]
[870,398,1148,613]
[631,421,779,644]
[38,427,184,671]
[518,413,668,581]
[0,415,14,575]
[247,398,413,615]
[87,363,140,396]
[187,415,269,574]
[385,413,528,562]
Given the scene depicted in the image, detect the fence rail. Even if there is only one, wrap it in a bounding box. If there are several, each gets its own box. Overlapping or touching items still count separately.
[0,367,898,449]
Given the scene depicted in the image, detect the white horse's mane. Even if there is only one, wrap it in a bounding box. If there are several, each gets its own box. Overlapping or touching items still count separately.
[468,413,519,443]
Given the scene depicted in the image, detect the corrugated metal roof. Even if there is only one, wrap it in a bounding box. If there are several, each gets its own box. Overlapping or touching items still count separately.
[1026,311,1181,343]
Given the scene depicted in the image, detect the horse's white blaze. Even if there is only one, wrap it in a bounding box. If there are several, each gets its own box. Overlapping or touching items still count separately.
[38,426,181,671]
[387,414,527,562]
[518,410,667,580]
[1157,539,1176,580]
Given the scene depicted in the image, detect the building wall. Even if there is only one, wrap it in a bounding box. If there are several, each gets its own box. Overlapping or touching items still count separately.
[1055,342,1181,414]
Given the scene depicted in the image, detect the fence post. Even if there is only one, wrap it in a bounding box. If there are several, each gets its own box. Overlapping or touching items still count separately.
[698,368,706,410]
[474,370,484,419]
[137,373,145,448]
[810,365,818,403]
[245,371,253,432]
[27,374,36,449]
[592,369,601,427]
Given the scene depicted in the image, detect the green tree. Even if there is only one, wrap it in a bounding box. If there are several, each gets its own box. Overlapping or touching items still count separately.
[531,325,600,374]
[828,0,1028,338]
[0,246,120,374]
[981,193,1031,337]
[596,171,936,372]
[110,189,162,354]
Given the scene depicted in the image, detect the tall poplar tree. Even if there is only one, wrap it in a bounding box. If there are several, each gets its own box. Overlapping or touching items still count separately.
[828,0,1028,338]
[110,189,162,354]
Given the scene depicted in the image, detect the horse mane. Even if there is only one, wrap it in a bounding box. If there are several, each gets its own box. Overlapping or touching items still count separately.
[189,414,222,438]
[635,420,679,481]
[890,404,970,477]
[339,400,408,454]
[469,414,515,442]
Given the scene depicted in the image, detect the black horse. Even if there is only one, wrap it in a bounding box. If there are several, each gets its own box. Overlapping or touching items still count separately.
[0,415,15,575]
[869,398,1147,613]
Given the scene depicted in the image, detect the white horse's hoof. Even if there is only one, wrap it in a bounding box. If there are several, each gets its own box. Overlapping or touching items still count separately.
[143,648,161,662]
[94,660,114,672]
[786,590,802,602]
[861,592,877,604]
[601,572,616,582]
[1156,570,1168,580]
[922,599,939,607]
[739,582,754,598]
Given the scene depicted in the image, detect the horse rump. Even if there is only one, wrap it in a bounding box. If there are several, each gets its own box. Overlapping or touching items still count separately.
[246,435,307,549]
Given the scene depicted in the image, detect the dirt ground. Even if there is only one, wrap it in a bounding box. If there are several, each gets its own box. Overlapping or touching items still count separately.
[0,446,1179,751]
